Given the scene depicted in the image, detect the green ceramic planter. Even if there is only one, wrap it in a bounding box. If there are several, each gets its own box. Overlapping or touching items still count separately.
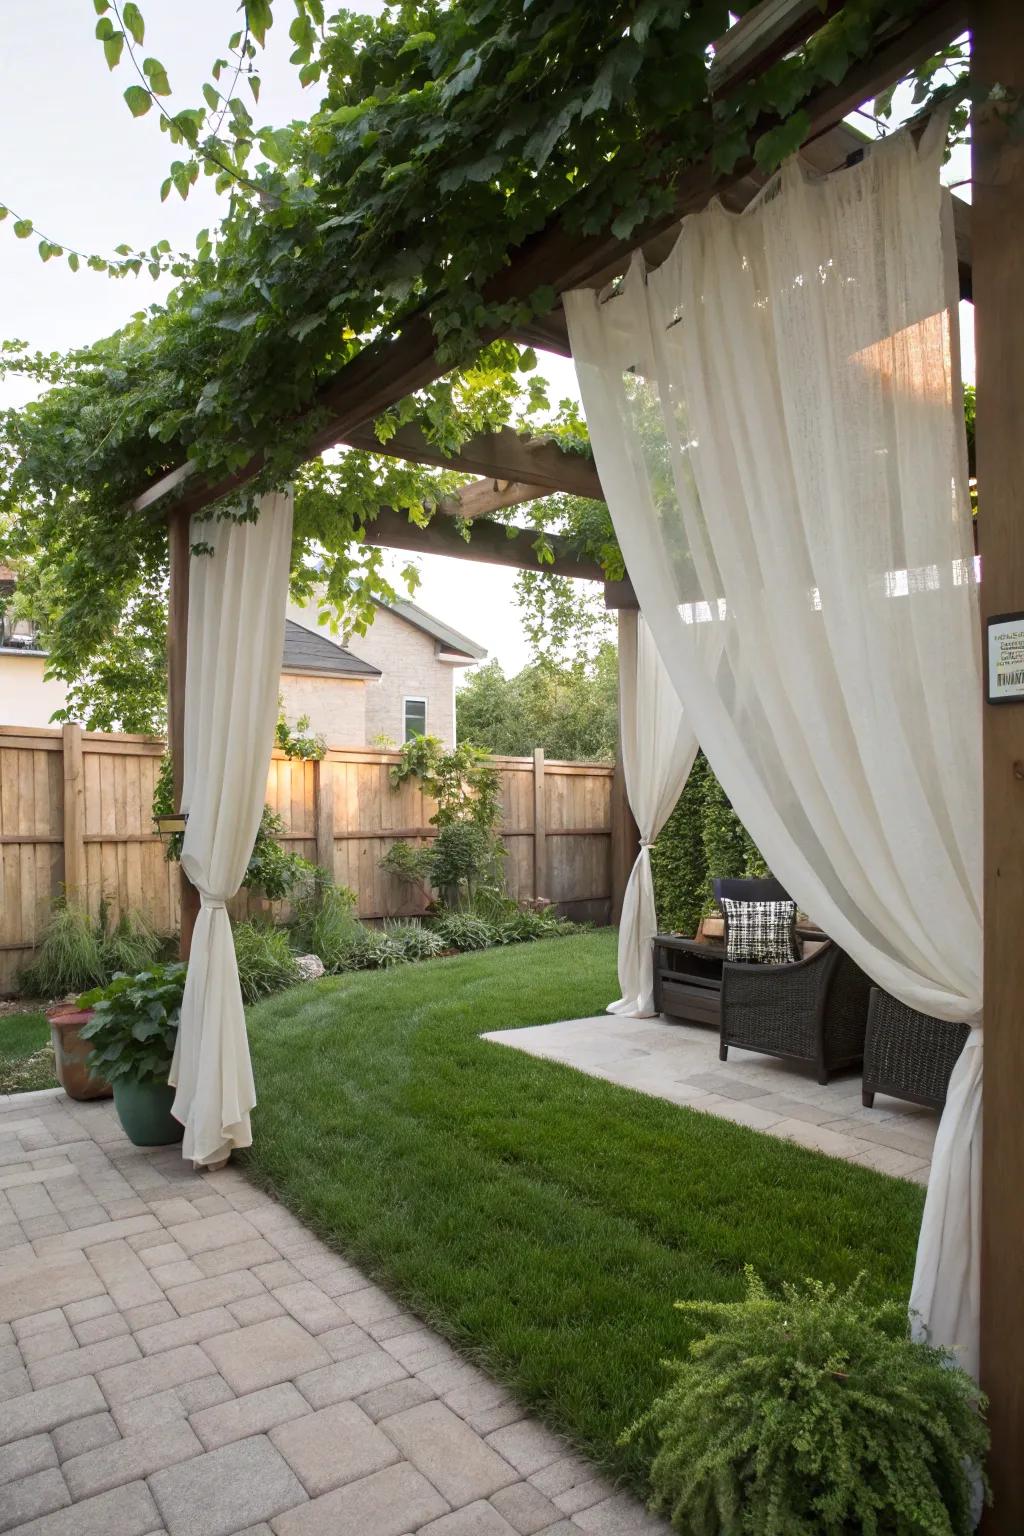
[112,1079,184,1147]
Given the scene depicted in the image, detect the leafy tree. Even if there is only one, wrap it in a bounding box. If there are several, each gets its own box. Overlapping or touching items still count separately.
[456,646,618,763]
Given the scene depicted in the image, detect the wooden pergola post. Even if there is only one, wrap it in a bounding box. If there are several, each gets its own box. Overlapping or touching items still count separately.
[974,0,1024,1526]
[167,507,200,959]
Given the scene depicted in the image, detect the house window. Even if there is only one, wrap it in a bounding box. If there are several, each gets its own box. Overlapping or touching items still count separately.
[404,697,427,741]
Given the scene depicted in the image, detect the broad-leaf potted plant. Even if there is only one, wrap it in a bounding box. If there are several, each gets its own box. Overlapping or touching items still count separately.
[78,962,187,1146]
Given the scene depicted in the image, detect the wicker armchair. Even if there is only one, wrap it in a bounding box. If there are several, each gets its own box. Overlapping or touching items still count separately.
[862,989,971,1110]
[719,942,873,1084]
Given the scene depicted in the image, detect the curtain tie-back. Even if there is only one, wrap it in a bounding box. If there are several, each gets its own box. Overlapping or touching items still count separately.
[200,895,227,911]
[638,839,656,849]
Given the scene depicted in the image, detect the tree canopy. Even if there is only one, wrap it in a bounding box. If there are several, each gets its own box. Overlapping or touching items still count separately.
[456,646,619,763]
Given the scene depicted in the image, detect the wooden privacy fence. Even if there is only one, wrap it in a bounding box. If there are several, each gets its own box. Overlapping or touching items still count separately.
[0,724,614,994]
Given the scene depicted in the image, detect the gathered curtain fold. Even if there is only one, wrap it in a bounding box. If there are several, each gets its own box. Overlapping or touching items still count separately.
[170,490,294,1167]
[565,119,983,1373]
[611,613,698,1016]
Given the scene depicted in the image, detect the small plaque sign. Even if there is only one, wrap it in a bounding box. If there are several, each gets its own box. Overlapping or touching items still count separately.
[987,613,1024,704]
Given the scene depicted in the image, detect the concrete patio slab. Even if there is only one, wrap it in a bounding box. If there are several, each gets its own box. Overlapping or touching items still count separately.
[484,1015,937,1182]
[0,1088,669,1536]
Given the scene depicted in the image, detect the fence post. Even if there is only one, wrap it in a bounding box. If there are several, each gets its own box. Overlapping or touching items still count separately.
[61,722,86,905]
[533,747,547,902]
[315,757,335,879]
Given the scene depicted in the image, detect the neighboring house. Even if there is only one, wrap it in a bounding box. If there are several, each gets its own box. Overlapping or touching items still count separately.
[0,568,69,728]
[282,597,486,748]
[0,568,486,750]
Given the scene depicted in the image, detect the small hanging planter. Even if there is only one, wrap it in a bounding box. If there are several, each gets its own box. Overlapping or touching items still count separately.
[153,810,188,836]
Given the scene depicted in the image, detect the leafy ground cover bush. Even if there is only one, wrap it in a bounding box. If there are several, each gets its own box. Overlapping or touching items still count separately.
[20,900,161,998]
[627,1269,987,1536]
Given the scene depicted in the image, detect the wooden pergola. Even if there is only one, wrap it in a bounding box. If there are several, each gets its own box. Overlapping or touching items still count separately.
[147,2,1021,1522]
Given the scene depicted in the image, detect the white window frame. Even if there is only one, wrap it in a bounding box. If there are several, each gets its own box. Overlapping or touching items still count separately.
[403,695,427,741]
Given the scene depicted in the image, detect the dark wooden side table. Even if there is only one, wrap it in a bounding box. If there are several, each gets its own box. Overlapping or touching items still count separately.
[652,925,827,1028]
[652,935,725,1027]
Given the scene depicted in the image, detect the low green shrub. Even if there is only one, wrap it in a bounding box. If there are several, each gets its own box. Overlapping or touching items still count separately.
[625,1269,988,1536]
[244,808,319,901]
[427,912,496,951]
[232,921,299,1004]
[382,920,447,962]
[493,907,582,944]
[79,963,186,1085]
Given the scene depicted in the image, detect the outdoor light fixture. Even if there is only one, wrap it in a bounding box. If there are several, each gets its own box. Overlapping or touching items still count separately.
[153,811,189,836]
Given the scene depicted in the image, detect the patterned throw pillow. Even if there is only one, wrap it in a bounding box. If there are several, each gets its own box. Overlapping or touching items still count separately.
[722,898,799,965]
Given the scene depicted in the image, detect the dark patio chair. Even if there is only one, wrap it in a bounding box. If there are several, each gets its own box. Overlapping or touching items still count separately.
[862,988,971,1110]
[712,877,792,905]
[718,941,873,1084]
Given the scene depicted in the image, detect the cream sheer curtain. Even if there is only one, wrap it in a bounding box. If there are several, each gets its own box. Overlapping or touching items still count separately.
[565,120,983,1372]
[170,491,294,1167]
[611,613,697,1016]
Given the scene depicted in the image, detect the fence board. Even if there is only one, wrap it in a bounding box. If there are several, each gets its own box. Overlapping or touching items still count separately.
[0,725,614,991]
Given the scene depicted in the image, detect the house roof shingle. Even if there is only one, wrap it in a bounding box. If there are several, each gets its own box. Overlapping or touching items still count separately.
[282,619,382,678]
[377,599,487,660]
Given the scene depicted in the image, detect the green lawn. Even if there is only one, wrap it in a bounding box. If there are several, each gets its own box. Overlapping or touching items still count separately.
[244,929,924,1493]
[0,1012,54,1094]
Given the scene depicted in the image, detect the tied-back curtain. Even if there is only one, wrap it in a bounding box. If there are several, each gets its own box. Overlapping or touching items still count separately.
[611,614,697,1016]
[170,490,294,1167]
[565,119,983,1371]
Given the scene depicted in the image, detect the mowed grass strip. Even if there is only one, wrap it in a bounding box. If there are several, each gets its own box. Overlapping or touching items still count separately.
[244,929,923,1490]
[0,1012,54,1093]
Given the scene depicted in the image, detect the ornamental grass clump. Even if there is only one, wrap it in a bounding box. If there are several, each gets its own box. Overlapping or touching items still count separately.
[626,1270,988,1536]
[232,921,300,1005]
[288,879,361,972]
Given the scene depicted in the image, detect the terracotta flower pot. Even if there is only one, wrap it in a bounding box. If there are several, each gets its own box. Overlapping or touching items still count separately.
[46,1008,112,1101]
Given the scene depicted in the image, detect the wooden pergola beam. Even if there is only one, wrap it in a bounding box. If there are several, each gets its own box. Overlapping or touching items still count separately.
[342,420,603,499]
[136,0,965,523]
[361,506,604,581]
[709,0,848,93]
[448,478,547,520]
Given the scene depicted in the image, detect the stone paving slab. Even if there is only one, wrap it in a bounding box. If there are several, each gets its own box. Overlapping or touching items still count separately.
[0,1088,669,1535]
[484,1015,938,1182]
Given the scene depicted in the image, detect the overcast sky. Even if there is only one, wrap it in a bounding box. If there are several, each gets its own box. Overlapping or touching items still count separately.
[0,5,972,677]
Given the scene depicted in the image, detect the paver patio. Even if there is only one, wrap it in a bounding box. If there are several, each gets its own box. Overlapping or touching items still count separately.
[484,1016,937,1184]
[0,1087,669,1536]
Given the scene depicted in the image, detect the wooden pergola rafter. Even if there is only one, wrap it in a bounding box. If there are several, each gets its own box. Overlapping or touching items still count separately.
[157,5,1024,1523]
